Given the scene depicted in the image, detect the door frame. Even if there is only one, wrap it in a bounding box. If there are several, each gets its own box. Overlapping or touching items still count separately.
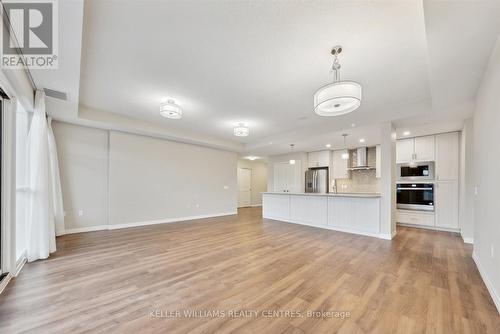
[1,97,17,286]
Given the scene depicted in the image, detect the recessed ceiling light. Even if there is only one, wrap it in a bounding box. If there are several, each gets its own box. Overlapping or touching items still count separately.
[326,144,331,148]
[246,156,258,161]
[403,131,411,136]
[234,123,249,137]
[160,99,182,119]
[359,138,365,143]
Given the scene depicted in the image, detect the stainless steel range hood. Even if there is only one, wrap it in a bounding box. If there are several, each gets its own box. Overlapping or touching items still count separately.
[348,147,375,170]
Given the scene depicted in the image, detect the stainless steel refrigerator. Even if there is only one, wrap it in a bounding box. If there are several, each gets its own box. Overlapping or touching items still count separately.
[305,168,328,193]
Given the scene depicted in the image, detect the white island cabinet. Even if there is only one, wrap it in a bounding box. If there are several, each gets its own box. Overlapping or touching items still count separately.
[262,192,385,239]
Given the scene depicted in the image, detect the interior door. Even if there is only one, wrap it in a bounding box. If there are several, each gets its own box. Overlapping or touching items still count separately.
[237,168,252,207]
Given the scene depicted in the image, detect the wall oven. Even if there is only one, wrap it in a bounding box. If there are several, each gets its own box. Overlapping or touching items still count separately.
[397,183,434,211]
[398,162,434,181]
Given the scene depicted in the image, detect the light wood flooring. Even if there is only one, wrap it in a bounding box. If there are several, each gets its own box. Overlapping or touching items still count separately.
[0,207,499,333]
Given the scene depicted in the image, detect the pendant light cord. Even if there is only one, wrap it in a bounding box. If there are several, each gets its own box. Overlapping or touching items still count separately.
[331,54,341,83]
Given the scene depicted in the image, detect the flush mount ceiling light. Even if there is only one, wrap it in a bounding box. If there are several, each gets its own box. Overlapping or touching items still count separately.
[359,138,365,143]
[234,123,249,137]
[326,143,331,148]
[403,131,411,136]
[160,99,182,119]
[314,46,362,117]
[246,156,258,161]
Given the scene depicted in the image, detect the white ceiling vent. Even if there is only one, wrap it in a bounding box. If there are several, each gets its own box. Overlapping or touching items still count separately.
[43,88,68,101]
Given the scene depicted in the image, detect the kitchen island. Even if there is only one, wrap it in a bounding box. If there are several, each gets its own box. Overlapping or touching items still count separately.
[262,192,389,239]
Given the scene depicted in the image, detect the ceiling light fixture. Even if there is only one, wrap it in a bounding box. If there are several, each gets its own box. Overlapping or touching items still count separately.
[359,138,365,143]
[160,99,182,119]
[403,131,411,136]
[314,46,362,117]
[246,156,258,161]
[234,123,249,137]
[341,134,349,160]
[326,144,331,148]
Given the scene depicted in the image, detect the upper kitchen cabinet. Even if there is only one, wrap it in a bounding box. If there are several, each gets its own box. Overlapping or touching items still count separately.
[396,135,435,164]
[396,139,414,164]
[308,150,330,168]
[435,132,459,181]
[331,150,350,179]
[414,136,435,162]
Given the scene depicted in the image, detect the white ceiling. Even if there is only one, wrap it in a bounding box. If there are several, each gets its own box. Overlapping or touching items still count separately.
[35,0,500,156]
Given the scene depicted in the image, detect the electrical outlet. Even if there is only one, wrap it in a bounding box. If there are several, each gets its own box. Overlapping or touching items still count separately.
[491,244,495,259]
[78,209,84,217]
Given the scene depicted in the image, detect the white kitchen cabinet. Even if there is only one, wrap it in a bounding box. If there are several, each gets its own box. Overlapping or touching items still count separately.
[308,150,330,168]
[331,150,350,179]
[376,145,381,178]
[273,161,302,193]
[327,196,380,234]
[397,210,435,227]
[414,136,435,162]
[435,132,459,181]
[290,195,328,226]
[435,181,459,229]
[262,194,290,221]
[396,139,414,164]
[396,136,435,163]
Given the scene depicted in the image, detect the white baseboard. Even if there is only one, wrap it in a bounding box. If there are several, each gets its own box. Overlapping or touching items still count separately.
[461,235,474,244]
[0,273,12,295]
[397,222,460,233]
[472,251,500,314]
[62,212,237,235]
[264,216,387,240]
[13,252,27,277]
[64,225,109,235]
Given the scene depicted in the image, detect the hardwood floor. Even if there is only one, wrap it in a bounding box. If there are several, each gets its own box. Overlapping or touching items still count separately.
[0,207,499,333]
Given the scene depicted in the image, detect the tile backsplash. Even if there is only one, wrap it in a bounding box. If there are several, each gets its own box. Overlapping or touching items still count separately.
[334,169,380,193]
[330,146,380,193]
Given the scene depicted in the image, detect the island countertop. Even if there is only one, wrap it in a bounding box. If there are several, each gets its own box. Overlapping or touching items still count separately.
[261,192,381,198]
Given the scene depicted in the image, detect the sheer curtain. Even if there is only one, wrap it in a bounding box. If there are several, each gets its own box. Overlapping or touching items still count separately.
[26,90,63,262]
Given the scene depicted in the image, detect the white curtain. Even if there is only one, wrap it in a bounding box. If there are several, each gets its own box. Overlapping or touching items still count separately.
[48,117,65,236]
[26,90,62,262]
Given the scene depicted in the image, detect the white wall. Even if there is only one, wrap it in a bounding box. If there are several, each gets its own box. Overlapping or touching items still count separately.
[108,131,237,225]
[53,122,238,231]
[53,122,109,230]
[237,159,268,206]
[472,38,500,313]
[459,117,474,243]
[267,152,308,192]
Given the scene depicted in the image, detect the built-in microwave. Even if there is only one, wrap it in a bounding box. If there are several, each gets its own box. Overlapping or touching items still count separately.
[397,162,434,181]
